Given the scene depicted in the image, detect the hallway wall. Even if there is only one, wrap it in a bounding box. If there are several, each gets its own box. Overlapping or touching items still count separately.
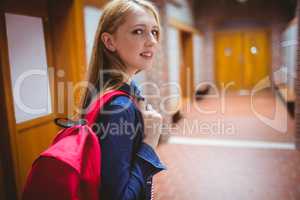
[139,0,198,119]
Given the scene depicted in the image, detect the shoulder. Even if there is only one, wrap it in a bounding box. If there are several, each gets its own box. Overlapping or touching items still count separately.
[110,95,134,108]
[101,95,137,120]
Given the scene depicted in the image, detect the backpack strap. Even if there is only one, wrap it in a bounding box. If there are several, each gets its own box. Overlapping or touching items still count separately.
[54,90,134,128]
[85,90,131,126]
[54,118,86,128]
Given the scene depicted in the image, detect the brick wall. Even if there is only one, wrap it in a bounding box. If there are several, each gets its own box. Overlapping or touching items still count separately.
[144,1,173,123]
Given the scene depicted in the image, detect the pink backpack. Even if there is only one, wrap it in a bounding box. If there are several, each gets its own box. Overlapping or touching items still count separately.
[22,90,130,200]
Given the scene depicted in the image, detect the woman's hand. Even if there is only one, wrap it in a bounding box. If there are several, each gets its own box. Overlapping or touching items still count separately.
[138,100,162,150]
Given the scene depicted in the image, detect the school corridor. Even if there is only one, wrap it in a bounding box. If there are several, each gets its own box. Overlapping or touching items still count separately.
[153,90,300,200]
[1,0,300,200]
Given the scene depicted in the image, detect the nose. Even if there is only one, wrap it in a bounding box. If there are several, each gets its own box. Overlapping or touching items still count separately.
[145,31,157,47]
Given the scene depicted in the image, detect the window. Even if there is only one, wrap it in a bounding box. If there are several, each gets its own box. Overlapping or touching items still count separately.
[5,13,52,123]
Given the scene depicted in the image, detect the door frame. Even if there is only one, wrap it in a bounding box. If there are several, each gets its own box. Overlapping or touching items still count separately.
[169,18,199,102]
[179,30,195,100]
[0,11,19,200]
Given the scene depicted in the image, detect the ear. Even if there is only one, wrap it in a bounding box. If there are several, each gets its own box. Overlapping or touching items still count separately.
[101,32,116,52]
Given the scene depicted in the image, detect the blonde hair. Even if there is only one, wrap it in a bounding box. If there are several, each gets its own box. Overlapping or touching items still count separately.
[80,0,161,115]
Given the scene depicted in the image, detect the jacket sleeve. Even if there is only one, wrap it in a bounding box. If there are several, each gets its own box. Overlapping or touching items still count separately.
[97,99,166,200]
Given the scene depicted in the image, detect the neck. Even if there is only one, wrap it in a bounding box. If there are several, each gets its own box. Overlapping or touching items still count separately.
[125,69,137,84]
[126,76,133,85]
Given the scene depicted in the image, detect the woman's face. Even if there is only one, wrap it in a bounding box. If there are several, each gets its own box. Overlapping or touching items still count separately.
[109,6,160,75]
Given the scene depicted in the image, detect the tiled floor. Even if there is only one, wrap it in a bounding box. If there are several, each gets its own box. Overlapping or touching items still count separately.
[154,90,299,200]
[167,90,295,142]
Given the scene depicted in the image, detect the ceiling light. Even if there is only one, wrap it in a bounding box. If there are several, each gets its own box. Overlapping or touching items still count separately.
[236,0,248,3]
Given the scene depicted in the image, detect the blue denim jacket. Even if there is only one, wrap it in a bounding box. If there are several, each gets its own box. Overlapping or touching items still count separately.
[95,81,166,200]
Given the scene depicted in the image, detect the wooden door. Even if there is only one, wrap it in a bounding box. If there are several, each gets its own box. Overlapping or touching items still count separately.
[1,0,86,199]
[215,31,243,89]
[243,30,270,89]
[215,29,270,90]
[0,1,59,198]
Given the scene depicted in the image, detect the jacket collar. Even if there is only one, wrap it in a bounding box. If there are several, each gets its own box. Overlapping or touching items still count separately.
[118,81,144,101]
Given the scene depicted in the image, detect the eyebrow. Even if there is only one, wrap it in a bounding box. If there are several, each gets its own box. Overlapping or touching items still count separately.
[132,24,159,29]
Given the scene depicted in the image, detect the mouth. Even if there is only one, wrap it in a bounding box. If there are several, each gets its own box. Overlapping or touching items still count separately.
[139,51,153,59]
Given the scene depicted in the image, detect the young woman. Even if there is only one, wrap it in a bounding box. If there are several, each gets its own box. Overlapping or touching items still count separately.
[80,0,166,199]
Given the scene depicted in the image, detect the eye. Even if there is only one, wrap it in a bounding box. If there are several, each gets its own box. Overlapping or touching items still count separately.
[132,29,144,35]
[151,29,159,38]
